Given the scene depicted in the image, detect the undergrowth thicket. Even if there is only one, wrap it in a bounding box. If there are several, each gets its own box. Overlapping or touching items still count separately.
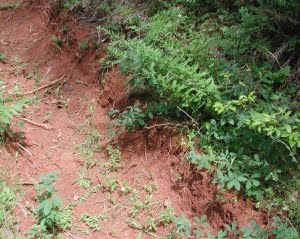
[95,0,300,235]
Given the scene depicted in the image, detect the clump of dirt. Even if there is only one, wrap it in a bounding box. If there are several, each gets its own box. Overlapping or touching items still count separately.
[99,67,129,109]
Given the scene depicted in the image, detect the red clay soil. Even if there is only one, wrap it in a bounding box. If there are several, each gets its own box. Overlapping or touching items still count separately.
[0,1,269,238]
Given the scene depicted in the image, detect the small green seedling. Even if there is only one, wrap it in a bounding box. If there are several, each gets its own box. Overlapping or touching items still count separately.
[78,39,89,50]
[52,35,62,46]
[0,53,6,61]
[79,213,100,232]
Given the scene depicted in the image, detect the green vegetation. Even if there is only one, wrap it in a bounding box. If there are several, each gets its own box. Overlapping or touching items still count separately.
[97,0,300,235]
[51,35,62,46]
[0,91,26,142]
[27,172,70,239]
[76,123,102,168]
[104,145,122,172]
[79,213,100,232]
[0,178,19,238]
[26,70,41,88]
[0,53,6,61]
[173,213,298,239]
[78,39,89,50]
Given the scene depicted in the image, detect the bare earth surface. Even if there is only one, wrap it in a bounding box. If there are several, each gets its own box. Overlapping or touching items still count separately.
[0,1,269,238]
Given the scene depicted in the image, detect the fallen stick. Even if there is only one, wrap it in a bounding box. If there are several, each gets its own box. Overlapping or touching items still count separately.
[122,164,137,175]
[14,142,32,156]
[18,117,52,130]
[19,182,34,186]
[20,75,65,96]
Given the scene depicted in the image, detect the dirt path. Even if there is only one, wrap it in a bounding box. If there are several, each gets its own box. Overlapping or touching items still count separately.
[0,1,268,239]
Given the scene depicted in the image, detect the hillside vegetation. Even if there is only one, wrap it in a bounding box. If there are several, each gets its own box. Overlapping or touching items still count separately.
[0,0,299,238]
[99,0,300,234]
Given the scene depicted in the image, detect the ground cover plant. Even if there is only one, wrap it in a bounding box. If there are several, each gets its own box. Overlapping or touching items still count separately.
[26,172,71,239]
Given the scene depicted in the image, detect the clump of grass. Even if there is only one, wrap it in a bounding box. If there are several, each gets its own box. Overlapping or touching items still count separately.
[78,39,89,50]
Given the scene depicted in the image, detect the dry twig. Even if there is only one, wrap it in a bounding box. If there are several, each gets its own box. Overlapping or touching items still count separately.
[18,117,52,130]
[20,75,65,96]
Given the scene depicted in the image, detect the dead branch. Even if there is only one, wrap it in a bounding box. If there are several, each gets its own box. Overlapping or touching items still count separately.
[18,117,52,130]
[20,75,65,96]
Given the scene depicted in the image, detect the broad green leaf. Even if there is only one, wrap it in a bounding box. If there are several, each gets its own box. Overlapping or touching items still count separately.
[246,180,252,190]
[237,176,248,182]
[285,124,292,134]
[43,200,52,216]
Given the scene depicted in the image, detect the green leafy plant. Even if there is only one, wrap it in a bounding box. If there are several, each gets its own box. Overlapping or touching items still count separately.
[157,206,174,226]
[26,71,41,88]
[78,39,89,50]
[76,168,91,189]
[76,125,101,168]
[0,180,15,224]
[173,213,192,237]
[108,105,151,132]
[105,145,122,172]
[102,176,119,192]
[0,92,26,142]
[79,213,100,232]
[27,172,70,239]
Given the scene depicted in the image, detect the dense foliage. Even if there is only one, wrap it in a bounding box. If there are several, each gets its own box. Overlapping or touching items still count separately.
[98,0,300,233]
